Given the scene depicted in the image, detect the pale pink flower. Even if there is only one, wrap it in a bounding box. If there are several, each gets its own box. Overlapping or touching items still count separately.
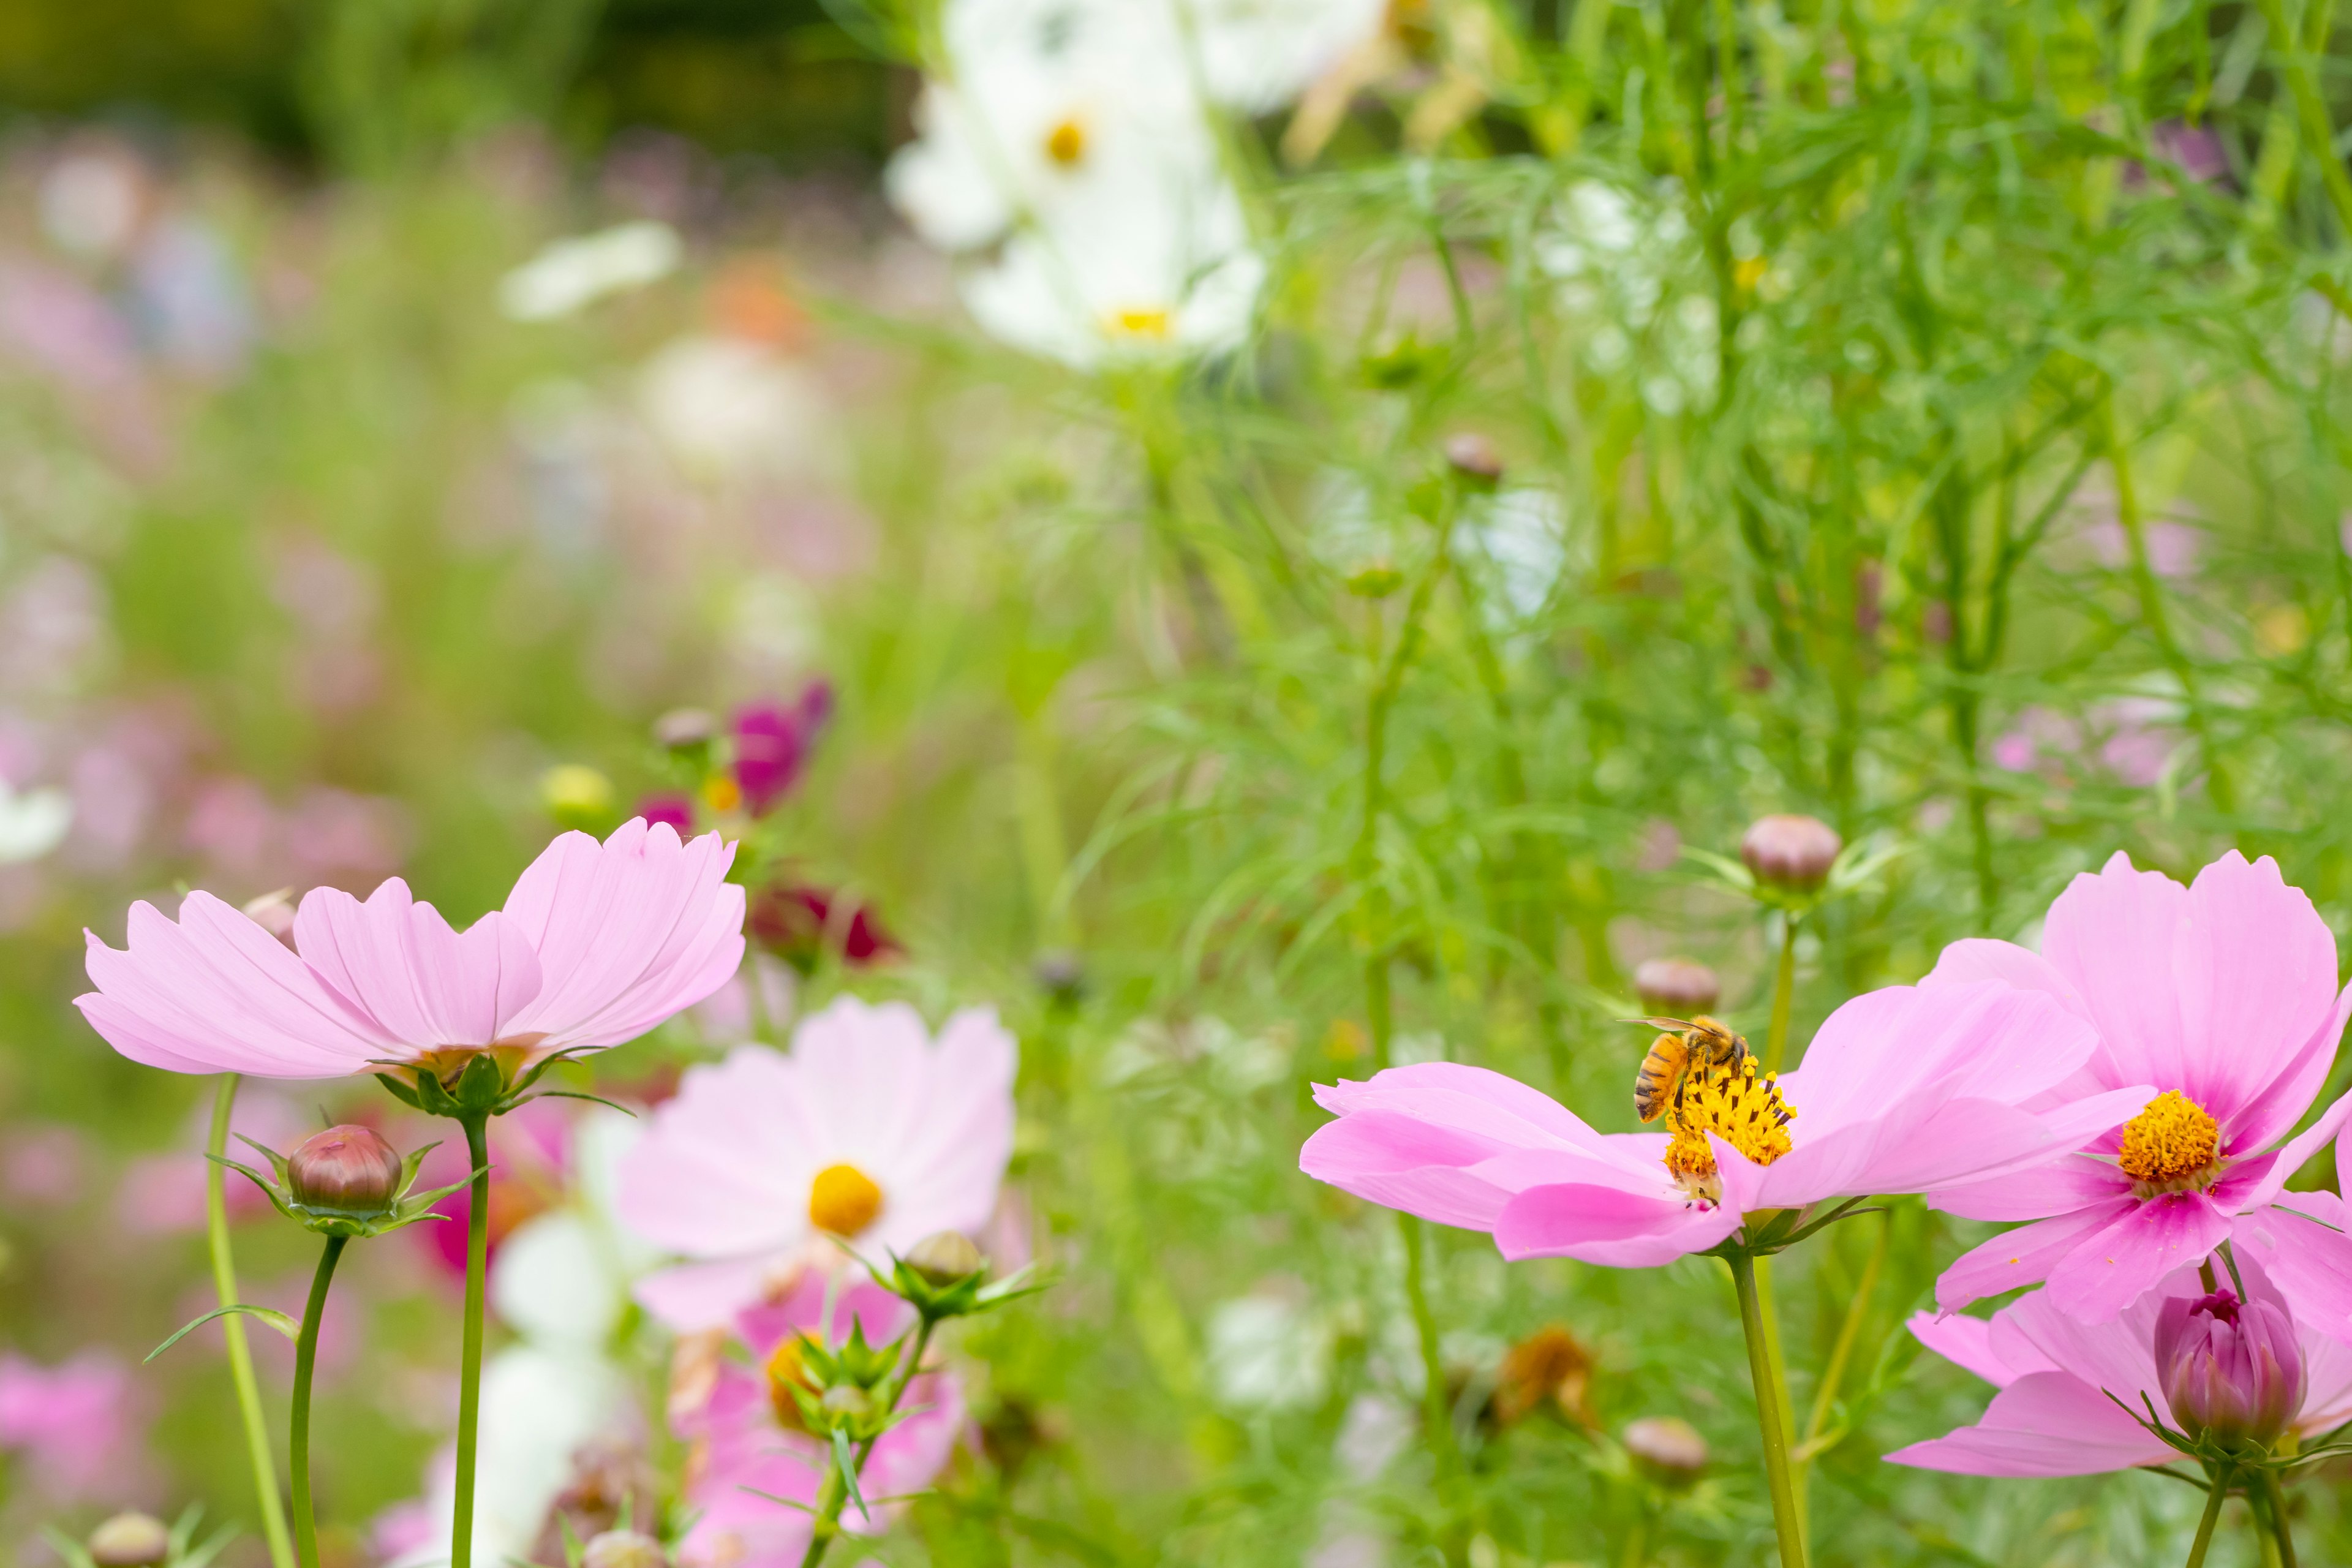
[675,1273,965,1568]
[116,1084,308,1232]
[1928,852,2352,1325]
[1889,1250,2352,1476]
[0,1351,145,1499]
[618,996,1017,1331]
[77,818,744,1080]
[1300,981,2144,1267]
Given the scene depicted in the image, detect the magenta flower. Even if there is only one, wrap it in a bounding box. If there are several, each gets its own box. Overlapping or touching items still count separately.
[0,1351,145,1499]
[674,1273,965,1568]
[77,818,745,1081]
[1890,1251,2352,1476]
[1927,852,2352,1324]
[731,684,833,815]
[1300,981,2146,1266]
[632,793,695,835]
[2156,1278,2304,1446]
[619,996,1016,1330]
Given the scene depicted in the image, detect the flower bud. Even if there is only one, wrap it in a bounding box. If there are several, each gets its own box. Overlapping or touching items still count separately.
[541,764,615,832]
[287,1125,405,1218]
[87,1514,170,1568]
[580,1531,666,1568]
[1444,432,1504,488]
[1033,948,1085,1004]
[2156,1286,2304,1449]
[905,1230,984,1286]
[1622,1416,1708,1488]
[653,707,717,752]
[821,1382,872,1422]
[1738,814,1842,892]
[240,889,299,949]
[1633,957,1720,1016]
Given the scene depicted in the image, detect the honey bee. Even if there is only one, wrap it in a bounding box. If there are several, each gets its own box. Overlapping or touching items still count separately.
[1631,1016,1752,1126]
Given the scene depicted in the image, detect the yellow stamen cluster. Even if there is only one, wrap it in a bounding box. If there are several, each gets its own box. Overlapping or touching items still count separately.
[1662,1057,1795,1200]
[2117,1090,2220,1191]
[808,1161,885,1237]
[1045,118,1088,167]
[1108,307,1174,340]
[766,1335,815,1432]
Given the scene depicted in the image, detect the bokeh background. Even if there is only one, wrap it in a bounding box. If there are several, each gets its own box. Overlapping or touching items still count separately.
[8,0,2352,1564]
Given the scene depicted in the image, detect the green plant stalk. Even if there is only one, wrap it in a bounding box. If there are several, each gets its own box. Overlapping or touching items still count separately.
[2263,1469,2299,1568]
[798,1316,941,1568]
[1792,1211,1889,1532]
[2252,0,2352,236]
[451,1111,492,1568]
[1764,910,1798,1074]
[2184,1468,2230,1568]
[207,1076,297,1568]
[291,1234,348,1568]
[1728,1251,1809,1567]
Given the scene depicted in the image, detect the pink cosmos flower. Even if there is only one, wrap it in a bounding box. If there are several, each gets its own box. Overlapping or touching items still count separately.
[0,1351,145,1499]
[77,818,745,1080]
[732,684,832,815]
[1927,852,2352,1325]
[618,996,1016,1331]
[676,1272,965,1568]
[1300,981,2147,1267]
[1889,1251,2352,1476]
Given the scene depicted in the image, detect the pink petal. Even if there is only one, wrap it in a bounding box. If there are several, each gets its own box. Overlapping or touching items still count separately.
[1778,982,2098,1131]
[2174,853,2342,1129]
[2228,978,2352,1156]
[78,894,399,1079]
[497,821,747,1050]
[1905,1310,2035,1388]
[1883,1371,2169,1476]
[617,1045,816,1254]
[1936,1200,2134,1313]
[295,882,542,1050]
[1312,1061,1606,1150]
[2040,1192,2232,1322]
[2233,1194,2352,1347]
[633,1254,790,1333]
[1924,940,2089,1022]
[2037,851,2196,1093]
[1298,1113,1526,1231]
[1491,1181,1743,1266]
[2230,1088,2352,1213]
[1932,1153,2136,1223]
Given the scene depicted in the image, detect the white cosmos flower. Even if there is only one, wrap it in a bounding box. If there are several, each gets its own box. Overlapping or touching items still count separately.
[1175,0,1390,113]
[499,222,682,323]
[0,781,71,864]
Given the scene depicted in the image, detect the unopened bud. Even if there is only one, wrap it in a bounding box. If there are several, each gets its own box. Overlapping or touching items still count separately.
[1738,814,1842,892]
[87,1515,170,1568]
[1623,1416,1708,1487]
[906,1230,984,1286]
[1633,957,1719,1015]
[581,1531,666,1568]
[541,764,615,831]
[821,1383,872,1422]
[2157,1284,2304,1449]
[287,1125,404,1218]
[240,889,299,948]
[1033,948,1085,1004]
[1444,432,1504,488]
[653,707,717,751]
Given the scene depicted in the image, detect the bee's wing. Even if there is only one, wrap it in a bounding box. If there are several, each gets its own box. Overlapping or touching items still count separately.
[1622,1016,1697,1032]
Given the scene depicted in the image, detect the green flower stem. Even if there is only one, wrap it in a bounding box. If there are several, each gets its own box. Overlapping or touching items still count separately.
[797,1315,941,1568]
[451,1111,492,1568]
[2251,0,2352,238]
[2263,1470,2299,1568]
[1763,911,1798,1074]
[1727,1251,1809,1568]
[2184,1468,2229,1568]
[208,1075,297,1568]
[291,1234,348,1568]
[1792,1210,1890,1534]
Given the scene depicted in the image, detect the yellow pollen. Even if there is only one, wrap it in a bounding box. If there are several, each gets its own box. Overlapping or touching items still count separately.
[765,1336,815,1432]
[702,774,742,814]
[1662,1057,1796,1200]
[2116,1090,2220,1188]
[1109,307,1174,340]
[809,1161,884,1236]
[1045,118,1087,167]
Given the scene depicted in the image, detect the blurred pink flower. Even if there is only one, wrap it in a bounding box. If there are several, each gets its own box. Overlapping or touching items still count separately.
[0,1351,145,1499]
[732,685,832,815]
[1929,852,2352,1325]
[78,818,744,1080]
[1300,981,2144,1268]
[412,1097,574,1283]
[2081,516,2202,579]
[2092,698,2174,788]
[1890,1250,2352,1476]
[676,1273,964,1568]
[0,556,109,696]
[633,793,695,834]
[689,948,797,1040]
[2,1121,88,1205]
[118,1085,309,1234]
[1633,818,1680,874]
[619,997,1017,1332]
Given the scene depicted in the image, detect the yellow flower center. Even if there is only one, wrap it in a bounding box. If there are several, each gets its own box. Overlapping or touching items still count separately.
[1108,307,1174,340]
[1045,118,1088,167]
[2116,1090,2221,1191]
[765,1335,814,1432]
[1662,1057,1796,1202]
[808,1161,884,1236]
[702,774,742,814]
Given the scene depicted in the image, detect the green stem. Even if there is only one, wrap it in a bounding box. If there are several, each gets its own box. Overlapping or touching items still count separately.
[2252,0,2352,236]
[451,1113,492,1568]
[1727,1251,1809,1568]
[2184,1469,2228,1568]
[2264,1469,2299,1568]
[207,1076,296,1568]
[1764,912,1799,1073]
[291,1234,347,1568]
[1792,1210,1889,1534]
[1401,1212,1461,1480]
[798,1315,941,1568]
